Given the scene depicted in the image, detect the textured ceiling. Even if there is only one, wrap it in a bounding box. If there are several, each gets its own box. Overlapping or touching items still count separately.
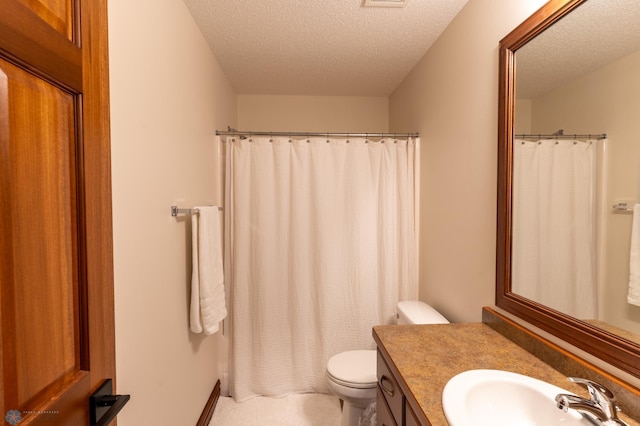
[182,0,469,96]
[517,0,640,99]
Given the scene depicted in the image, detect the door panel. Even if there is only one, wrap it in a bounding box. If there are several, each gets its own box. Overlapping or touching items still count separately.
[17,0,75,41]
[0,0,116,423]
[0,58,84,415]
[0,0,82,92]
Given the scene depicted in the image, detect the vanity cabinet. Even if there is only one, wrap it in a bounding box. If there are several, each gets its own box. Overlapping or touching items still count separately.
[374,316,640,426]
[376,391,397,426]
[405,402,420,426]
[376,349,427,426]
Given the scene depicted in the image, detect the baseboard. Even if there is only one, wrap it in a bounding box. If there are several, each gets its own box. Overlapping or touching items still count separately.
[196,380,221,426]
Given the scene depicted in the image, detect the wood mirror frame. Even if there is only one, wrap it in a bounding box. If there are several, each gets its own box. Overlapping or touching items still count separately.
[496,0,640,379]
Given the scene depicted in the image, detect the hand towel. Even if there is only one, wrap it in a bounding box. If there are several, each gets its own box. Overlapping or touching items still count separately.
[190,206,227,334]
[628,204,640,306]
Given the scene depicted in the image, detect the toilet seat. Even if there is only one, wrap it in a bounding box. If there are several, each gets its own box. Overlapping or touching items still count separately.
[326,350,377,389]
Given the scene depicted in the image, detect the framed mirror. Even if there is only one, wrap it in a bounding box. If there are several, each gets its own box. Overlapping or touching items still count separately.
[497,0,640,379]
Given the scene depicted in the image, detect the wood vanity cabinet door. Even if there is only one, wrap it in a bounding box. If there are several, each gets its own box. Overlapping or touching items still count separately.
[405,401,420,426]
[377,390,398,426]
[377,350,404,422]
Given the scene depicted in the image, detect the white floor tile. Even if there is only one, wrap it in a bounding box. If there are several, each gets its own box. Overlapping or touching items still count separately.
[210,393,342,426]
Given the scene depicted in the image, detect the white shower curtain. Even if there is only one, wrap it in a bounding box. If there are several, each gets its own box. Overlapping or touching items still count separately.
[223,136,419,401]
[512,139,597,318]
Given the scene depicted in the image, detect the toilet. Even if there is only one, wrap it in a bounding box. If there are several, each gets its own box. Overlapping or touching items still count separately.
[326,300,449,426]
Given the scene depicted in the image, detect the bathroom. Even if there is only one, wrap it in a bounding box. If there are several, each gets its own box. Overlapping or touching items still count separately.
[109,0,495,422]
[6,0,638,424]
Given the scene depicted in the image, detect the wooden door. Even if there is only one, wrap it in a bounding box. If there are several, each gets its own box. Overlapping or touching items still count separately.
[0,0,117,424]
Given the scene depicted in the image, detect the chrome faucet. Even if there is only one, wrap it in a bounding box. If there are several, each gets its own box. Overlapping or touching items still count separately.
[555,377,628,425]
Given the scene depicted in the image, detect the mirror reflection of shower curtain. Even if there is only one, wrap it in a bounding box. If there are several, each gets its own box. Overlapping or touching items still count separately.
[223,136,419,401]
[512,139,597,319]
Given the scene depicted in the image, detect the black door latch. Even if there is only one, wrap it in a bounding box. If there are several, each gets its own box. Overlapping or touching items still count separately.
[89,379,130,426]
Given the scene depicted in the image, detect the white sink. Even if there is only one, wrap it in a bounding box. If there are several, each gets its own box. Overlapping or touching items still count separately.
[442,369,591,426]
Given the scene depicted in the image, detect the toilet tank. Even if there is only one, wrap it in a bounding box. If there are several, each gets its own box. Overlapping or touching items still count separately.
[397,300,449,325]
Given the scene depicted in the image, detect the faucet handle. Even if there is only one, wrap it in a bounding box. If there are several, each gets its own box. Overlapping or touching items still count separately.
[567,377,616,402]
[567,377,624,422]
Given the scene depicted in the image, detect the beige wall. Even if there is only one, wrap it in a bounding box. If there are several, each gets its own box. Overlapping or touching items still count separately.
[526,50,640,334]
[238,95,388,132]
[108,0,236,424]
[389,0,548,322]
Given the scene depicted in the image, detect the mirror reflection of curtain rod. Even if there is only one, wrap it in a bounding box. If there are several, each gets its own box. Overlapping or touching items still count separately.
[216,126,419,139]
[515,128,607,140]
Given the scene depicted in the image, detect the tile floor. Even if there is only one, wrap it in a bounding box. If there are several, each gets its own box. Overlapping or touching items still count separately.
[210,393,342,425]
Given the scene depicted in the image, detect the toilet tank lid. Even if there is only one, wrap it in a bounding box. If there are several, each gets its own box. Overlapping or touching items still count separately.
[397,300,449,324]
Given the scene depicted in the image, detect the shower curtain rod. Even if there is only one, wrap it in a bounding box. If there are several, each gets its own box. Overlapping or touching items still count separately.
[216,128,419,139]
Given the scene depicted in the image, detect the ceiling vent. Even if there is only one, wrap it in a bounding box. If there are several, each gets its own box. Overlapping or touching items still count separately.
[362,0,409,8]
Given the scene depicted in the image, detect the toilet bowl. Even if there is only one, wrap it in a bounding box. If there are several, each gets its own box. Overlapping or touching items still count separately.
[326,300,449,426]
[326,350,377,426]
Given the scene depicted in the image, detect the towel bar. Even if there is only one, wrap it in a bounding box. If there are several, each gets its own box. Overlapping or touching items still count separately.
[171,205,223,217]
[612,202,634,212]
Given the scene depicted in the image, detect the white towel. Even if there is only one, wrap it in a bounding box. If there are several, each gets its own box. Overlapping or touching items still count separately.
[628,204,640,306]
[190,206,227,334]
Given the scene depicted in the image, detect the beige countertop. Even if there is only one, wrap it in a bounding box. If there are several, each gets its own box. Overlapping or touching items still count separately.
[373,323,639,426]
